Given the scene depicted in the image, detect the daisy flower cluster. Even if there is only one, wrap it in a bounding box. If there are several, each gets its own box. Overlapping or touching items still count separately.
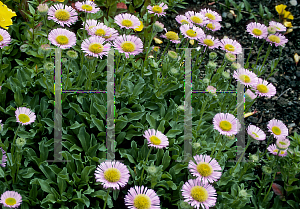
[246,21,288,47]
[181,154,221,208]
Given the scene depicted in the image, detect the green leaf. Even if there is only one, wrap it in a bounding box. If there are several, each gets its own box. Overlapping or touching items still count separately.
[93,103,106,120]
[81,165,96,184]
[165,129,181,138]
[146,113,156,129]
[41,118,54,128]
[78,127,90,153]
[57,176,67,195]
[14,86,23,107]
[127,112,145,122]
[38,179,53,194]
[243,0,251,12]
[28,3,35,15]
[162,151,171,170]
[259,3,264,17]
[157,120,165,133]
[1,64,9,70]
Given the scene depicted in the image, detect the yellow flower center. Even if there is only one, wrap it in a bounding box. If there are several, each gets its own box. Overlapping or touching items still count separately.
[207,23,215,29]
[121,41,136,52]
[122,19,133,27]
[181,20,189,24]
[165,31,179,40]
[205,13,216,20]
[256,84,269,93]
[279,141,286,145]
[219,120,232,131]
[152,5,163,13]
[272,126,281,135]
[225,44,235,51]
[280,151,285,155]
[153,46,159,52]
[239,74,251,83]
[104,34,112,39]
[54,9,71,21]
[268,35,281,43]
[0,34,3,42]
[252,132,259,138]
[95,28,106,36]
[88,43,104,54]
[56,35,69,45]
[203,39,214,46]
[273,149,279,153]
[149,135,161,145]
[88,25,95,30]
[133,194,151,209]
[196,162,213,177]
[186,29,197,37]
[103,168,121,182]
[190,16,202,24]
[252,28,262,36]
[190,186,208,202]
[5,197,17,206]
[82,4,93,11]
[18,114,30,123]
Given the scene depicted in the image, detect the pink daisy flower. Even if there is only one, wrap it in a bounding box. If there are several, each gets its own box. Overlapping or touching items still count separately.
[0,28,11,49]
[198,35,221,49]
[266,33,288,47]
[124,185,160,209]
[269,21,286,32]
[253,78,276,98]
[114,13,140,29]
[147,3,168,17]
[160,29,180,44]
[213,113,241,136]
[188,154,222,184]
[246,22,268,39]
[83,19,100,35]
[75,1,99,13]
[200,8,222,22]
[233,68,258,87]
[0,191,22,208]
[0,147,7,167]
[206,22,222,31]
[102,27,119,41]
[113,35,143,58]
[267,144,288,157]
[143,129,169,149]
[15,107,36,126]
[206,86,216,95]
[267,119,288,140]
[185,11,209,26]
[81,36,111,58]
[180,24,204,40]
[220,38,242,54]
[181,178,217,209]
[89,23,110,37]
[94,161,130,189]
[47,3,78,27]
[247,125,266,141]
[175,15,192,26]
[276,138,290,150]
[48,28,76,49]
[245,89,257,100]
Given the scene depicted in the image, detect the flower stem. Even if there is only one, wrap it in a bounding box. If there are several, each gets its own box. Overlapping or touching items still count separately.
[161,41,170,61]
[210,134,222,158]
[263,150,280,202]
[230,137,252,175]
[259,135,273,159]
[259,44,272,72]
[140,146,153,186]
[11,123,21,184]
[215,138,228,159]
[254,40,265,68]
[245,37,254,69]
[103,188,110,209]
[117,55,127,92]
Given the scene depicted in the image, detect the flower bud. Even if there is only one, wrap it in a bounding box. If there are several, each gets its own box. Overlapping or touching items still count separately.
[209,52,217,60]
[37,3,49,15]
[225,52,236,62]
[41,44,50,52]
[153,21,164,32]
[20,44,29,52]
[222,71,230,79]
[44,62,54,71]
[207,61,217,69]
[146,165,158,176]
[66,50,78,59]
[267,26,277,34]
[231,62,241,70]
[262,165,272,175]
[16,137,26,148]
[168,51,178,60]
[249,154,259,162]
[193,142,200,149]
[170,67,179,76]
[203,78,210,84]
[61,58,68,64]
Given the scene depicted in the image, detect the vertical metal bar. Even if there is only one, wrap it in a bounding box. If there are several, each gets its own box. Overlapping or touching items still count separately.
[183,48,193,162]
[106,49,115,160]
[48,48,69,162]
[236,49,246,162]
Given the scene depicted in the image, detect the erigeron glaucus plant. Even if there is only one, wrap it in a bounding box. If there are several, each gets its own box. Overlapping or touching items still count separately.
[0,1,299,208]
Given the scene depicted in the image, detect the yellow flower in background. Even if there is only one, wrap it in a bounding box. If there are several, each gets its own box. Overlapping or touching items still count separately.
[275,4,287,15]
[56,0,65,2]
[134,21,143,32]
[153,37,162,44]
[0,1,17,30]
[283,20,293,28]
[282,10,294,20]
